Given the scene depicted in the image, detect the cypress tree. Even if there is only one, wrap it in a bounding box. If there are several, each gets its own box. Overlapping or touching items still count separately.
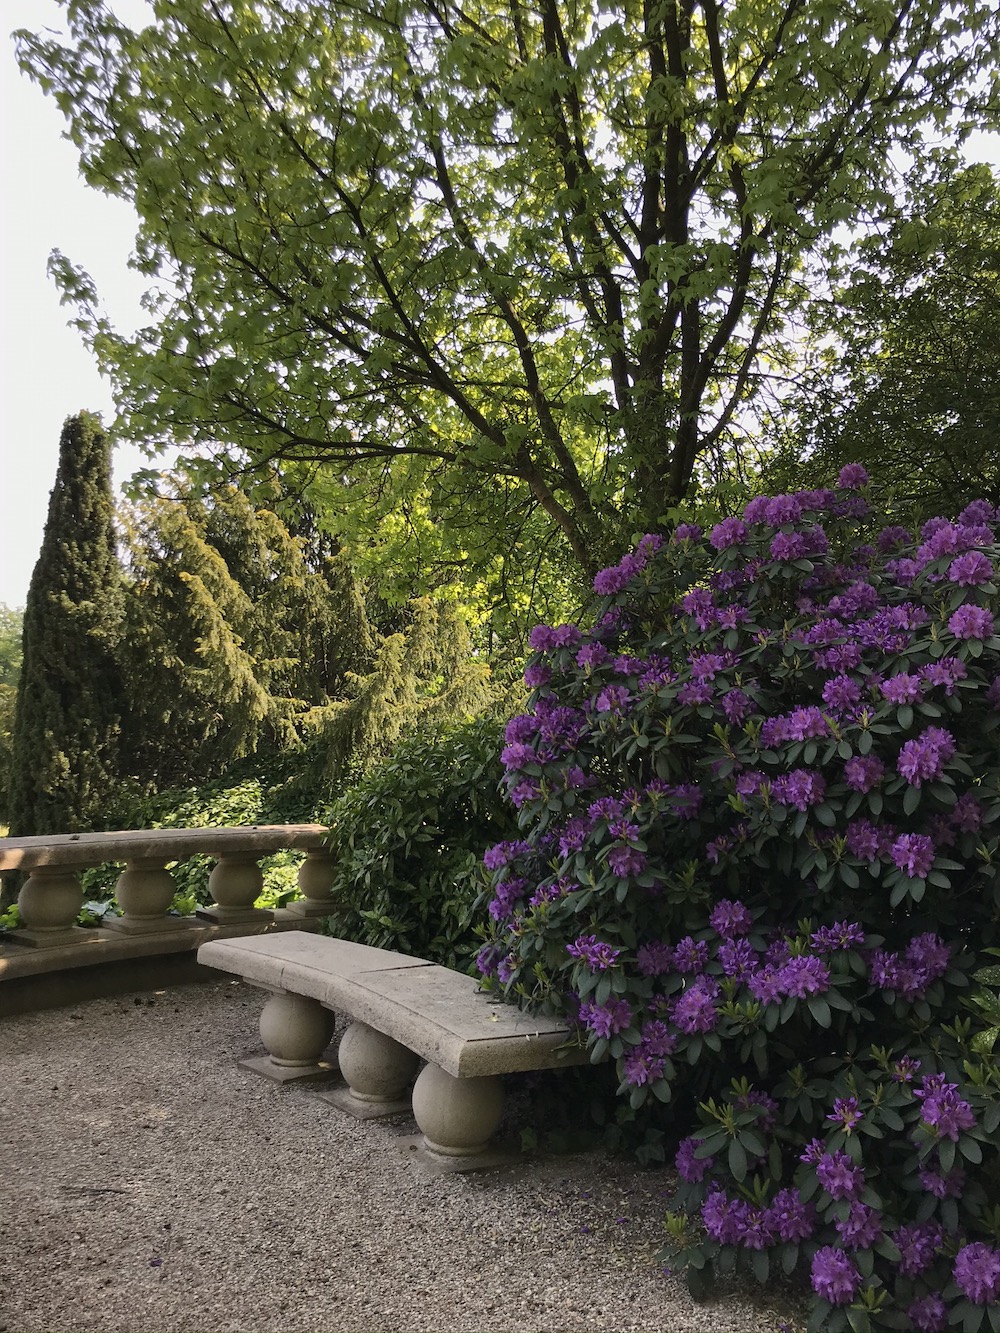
[6,412,124,839]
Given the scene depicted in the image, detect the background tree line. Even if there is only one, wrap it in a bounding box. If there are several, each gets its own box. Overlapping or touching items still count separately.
[2,412,496,858]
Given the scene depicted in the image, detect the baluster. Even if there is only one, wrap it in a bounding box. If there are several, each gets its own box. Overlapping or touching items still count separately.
[197,853,272,923]
[14,864,94,948]
[283,848,337,918]
[104,858,185,934]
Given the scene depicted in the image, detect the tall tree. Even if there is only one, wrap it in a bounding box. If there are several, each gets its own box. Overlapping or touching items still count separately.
[17,0,1000,595]
[7,412,125,838]
[117,482,493,788]
[764,162,1000,517]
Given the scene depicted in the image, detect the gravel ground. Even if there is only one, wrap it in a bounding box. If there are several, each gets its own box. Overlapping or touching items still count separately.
[0,979,804,1333]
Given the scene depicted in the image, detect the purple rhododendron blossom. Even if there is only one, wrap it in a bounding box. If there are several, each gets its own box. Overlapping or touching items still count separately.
[709,899,753,938]
[880,671,923,703]
[578,997,632,1038]
[843,755,884,792]
[709,517,748,550]
[672,980,718,1033]
[810,1247,861,1305]
[891,832,936,879]
[777,955,830,997]
[827,1096,863,1132]
[675,1136,712,1183]
[915,1074,976,1140]
[721,688,752,723]
[523,661,551,687]
[608,845,646,878]
[896,1222,943,1278]
[954,1243,1000,1305]
[919,1163,966,1198]
[576,641,609,669]
[811,921,865,952]
[772,768,826,811]
[897,727,956,786]
[949,550,995,585]
[770,530,809,561]
[672,936,709,973]
[566,934,622,971]
[815,1149,865,1200]
[920,656,968,694]
[747,965,784,1005]
[636,941,673,977]
[949,604,995,639]
[835,1201,882,1250]
[907,1296,947,1333]
[767,1188,816,1242]
[622,1047,665,1086]
[822,674,862,711]
[673,522,702,542]
[837,463,869,490]
[702,1190,749,1245]
[640,1019,675,1055]
[718,938,757,978]
[596,684,632,714]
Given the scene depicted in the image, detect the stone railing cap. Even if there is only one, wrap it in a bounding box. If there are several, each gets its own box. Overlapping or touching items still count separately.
[0,824,329,871]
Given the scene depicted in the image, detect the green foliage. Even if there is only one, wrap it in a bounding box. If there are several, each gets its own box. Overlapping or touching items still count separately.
[320,717,516,970]
[6,413,125,842]
[78,771,320,907]
[17,0,1000,617]
[767,163,1000,519]
[0,605,23,688]
[118,482,494,794]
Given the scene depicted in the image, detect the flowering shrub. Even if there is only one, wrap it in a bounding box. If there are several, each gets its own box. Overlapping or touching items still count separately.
[477,467,1000,1332]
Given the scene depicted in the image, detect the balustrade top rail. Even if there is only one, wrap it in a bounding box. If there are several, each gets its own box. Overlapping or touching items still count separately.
[0,824,329,872]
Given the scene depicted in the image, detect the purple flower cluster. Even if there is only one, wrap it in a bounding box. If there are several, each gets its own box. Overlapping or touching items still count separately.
[869,933,950,1000]
[897,727,956,787]
[702,1187,815,1248]
[566,934,621,971]
[954,1243,1000,1305]
[810,1247,861,1305]
[914,1073,976,1141]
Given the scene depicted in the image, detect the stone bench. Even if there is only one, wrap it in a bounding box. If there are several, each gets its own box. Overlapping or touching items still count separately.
[197,931,587,1168]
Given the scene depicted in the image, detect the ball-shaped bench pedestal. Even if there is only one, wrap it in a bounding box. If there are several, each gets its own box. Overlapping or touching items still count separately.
[238,991,336,1083]
[411,1063,505,1164]
[317,1020,419,1119]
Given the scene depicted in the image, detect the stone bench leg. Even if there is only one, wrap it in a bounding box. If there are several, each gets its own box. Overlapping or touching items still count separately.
[239,991,335,1084]
[411,1063,505,1164]
[319,1020,419,1119]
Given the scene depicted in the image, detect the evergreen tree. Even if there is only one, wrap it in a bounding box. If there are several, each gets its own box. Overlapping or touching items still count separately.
[6,412,125,838]
[118,482,492,792]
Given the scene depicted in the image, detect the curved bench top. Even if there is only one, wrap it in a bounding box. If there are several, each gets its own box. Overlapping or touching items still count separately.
[0,825,329,871]
[198,932,587,1079]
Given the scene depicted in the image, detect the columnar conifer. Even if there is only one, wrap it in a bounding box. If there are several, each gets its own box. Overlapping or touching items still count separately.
[6,412,124,839]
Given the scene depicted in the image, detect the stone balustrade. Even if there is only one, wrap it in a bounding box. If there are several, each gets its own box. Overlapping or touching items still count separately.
[0,826,335,1015]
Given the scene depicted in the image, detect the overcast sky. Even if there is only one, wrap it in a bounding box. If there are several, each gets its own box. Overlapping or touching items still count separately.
[1,0,152,610]
[2,5,999,611]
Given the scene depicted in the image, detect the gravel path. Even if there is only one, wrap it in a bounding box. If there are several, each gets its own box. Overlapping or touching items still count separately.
[0,979,803,1333]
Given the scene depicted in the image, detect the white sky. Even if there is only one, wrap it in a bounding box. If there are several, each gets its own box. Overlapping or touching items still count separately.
[2,4,999,611]
[1,0,152,610]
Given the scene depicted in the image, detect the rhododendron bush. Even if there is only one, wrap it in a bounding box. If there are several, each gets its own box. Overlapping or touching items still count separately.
[477,467,1000,1332]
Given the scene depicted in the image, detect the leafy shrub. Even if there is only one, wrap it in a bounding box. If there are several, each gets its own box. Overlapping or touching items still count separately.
[321,717,515,970]
[78,772,319,909]
[477,467,1000,1332]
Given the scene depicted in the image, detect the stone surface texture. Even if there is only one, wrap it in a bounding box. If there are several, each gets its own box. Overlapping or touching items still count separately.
[0,980,804,1333]
[198,933,588,1077]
